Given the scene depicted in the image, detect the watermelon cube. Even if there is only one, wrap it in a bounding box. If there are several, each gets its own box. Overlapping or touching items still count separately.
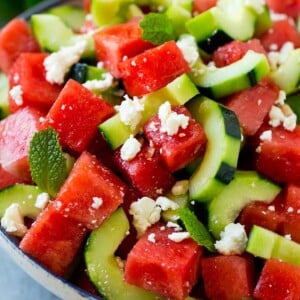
[45,79,115,153]
[125,224,203,300]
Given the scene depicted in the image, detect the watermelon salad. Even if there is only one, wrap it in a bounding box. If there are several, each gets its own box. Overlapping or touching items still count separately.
[2,0,300,299]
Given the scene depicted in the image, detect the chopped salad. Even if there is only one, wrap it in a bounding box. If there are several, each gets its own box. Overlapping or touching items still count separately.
[1,0,300,299]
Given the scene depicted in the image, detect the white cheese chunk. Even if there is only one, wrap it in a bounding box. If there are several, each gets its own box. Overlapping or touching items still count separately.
[35,192,50,210]
[120,135,142,161]
[176,34,199,69]
[156,196,179,211]
[83,73,114,91]
[91,196,103,209]
[9,85,23,106]
[168,231,190,243]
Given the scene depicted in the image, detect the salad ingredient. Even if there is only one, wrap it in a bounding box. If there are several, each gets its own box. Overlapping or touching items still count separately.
[208,170,281,238]
[0,72,9,119]
[85,208,160,300]
[188,96,241,202]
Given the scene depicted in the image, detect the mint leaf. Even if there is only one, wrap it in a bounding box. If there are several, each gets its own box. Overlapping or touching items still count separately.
[140,13,175,45]
[29,127,68,197]
[179,207,216,252]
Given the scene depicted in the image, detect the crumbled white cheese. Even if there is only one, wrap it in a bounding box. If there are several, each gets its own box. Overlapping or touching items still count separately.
[9,85,23,106]
[214,223,248,255]
[166,221,182,231]
[156,196,179,211]
[35,192,50,210]
[268,205,275,212]
[44,39,87,84]
[91,196,103,209]
[158,101,189,135]
[115,94,144,130]
[245,0,265,14]
[129,197,161,237]
[171,180,189,196]
[270,11,289,21]
[120,135,142,161]
[260,130,272,141]
[148,232,156,243]
[284,234,292,240]
[268,42,295,69]
[168,231,190,243]
[269,104,297,131]
[1,203,27,237]
[176,34,199,69]
[83,73,114,91]
[275,90,286,106]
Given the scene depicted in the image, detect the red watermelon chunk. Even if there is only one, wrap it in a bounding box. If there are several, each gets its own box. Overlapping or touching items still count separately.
[93,19,153,78]
[118,40,190,96]
[20,202,87,277]
[0,107,44,182]
[113,141,176,198]
[193,0,217,14]
[55,151,126,230]
[0,18,40,74]
[124,223,203,300]
[143,105,207,172]
[254,259,300,299]
[8,53,62,113]
[266,0,300,19]
[0,163,25,190]
[283,183,300,213]
[225,78,279,136]
[45,79,115,153]
[201,255,255,300]
[256,126,300,183]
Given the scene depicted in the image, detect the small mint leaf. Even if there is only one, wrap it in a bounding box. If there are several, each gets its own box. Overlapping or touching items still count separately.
[179,207,216,252]
[29,127,68,197]
[140,13,175,45]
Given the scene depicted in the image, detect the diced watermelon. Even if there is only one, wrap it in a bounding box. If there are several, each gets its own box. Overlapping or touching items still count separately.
[283,183,300,213]
[0,163,24,190]
[193,0,217,14]
[113,141,176,198]
[201,255,255,300]
[0,18,40,74]
[55,151,126,230]
[143,105,207,172]
[118,41,190,96]
[125,223,203,300]
[0,107,44,182]
[19,202,87,277]
[93,19,153,78]
[254,259,300,299]
[8,53,62,113]
[259,19,300,51]
[225,78,279,136]
[45,79,115,153]
[266,0,300,19]
[280,214,300,243]
[256,126,300,183]
[212,39,267,67]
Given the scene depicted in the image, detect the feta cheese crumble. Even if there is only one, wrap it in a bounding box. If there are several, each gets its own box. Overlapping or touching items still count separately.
[168,231,190,243]
[9,85,23,106]
[148,232,156,243]
[120,135,142,161]
[268,42,295,69]
[1,203,27,237]
[158,102,189,135]
[260,130,272,141]
[115,94,144,130]
[214,223,248,255]
[171,180,189,196]
[156,196,179,211]
[83,72,114,91]
[176,34,199,69]
[35,192,50,209]
[44,39,87,84]
[91,196,103,209]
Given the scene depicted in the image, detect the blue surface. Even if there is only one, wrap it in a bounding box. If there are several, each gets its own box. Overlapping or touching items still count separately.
[0,246,60,300]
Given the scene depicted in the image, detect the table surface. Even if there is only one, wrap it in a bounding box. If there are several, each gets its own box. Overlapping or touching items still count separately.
[0,246,60,300]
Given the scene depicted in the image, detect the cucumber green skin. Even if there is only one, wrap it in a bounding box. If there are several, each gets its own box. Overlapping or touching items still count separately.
[0,184,43,219]
[192,51,270,99]
[0,72,9,120]
[247,225,300,267]
[100,74,199,150]
[85,208,162,300]
[254,5,272,36]
[286,92,300,124]
[188,96,241,203]
[208,171,281,239]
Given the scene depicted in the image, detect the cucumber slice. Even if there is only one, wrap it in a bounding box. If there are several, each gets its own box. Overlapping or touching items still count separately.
[0,184,43,219]
[208,171,281,239]
[85,208,161,300]
[69,63,106,83]
[247,225,300,267]
[191,50,270,99]
[254,4,272,36]
[30,14,95,59]
[270,49,300,95]
[188,96,241,203]
[100,74,199,150]
[0,72,9,120]
[46,4,86,32]
[286,92,300,123]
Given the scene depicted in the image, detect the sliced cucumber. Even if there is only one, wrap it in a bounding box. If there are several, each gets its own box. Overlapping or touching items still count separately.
[208,171,281,239]
[0,184,43,219]
[286,92,300,123]
[69,63,106,83]
[270,49,300,95]
[0,72,9,120]
[188,96,241,203]
[100,74,199,150]
[85,208,161,300]
[30,14,95,59]
[247,225,300,267]
[254,4,272,36]
[191,50,270,99]
[46,4,86,32]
